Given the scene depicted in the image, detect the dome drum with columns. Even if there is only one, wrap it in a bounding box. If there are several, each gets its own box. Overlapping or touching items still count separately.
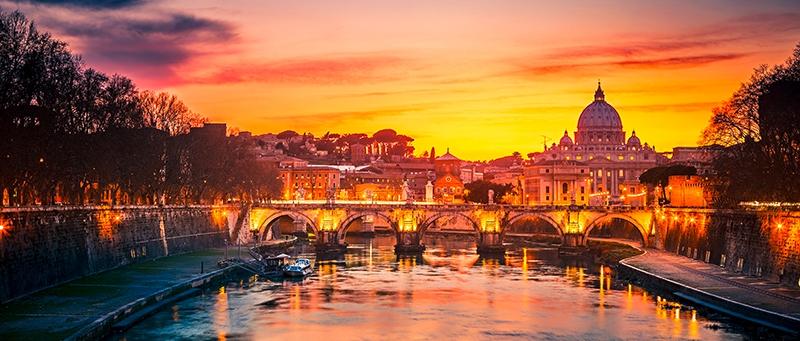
[525,82,662,206]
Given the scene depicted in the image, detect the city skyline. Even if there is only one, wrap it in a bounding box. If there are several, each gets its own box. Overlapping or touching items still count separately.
[4,0,800,159]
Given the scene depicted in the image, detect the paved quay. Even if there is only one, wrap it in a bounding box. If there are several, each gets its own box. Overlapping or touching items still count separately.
[622,248,800,331]
[0,248,232,340]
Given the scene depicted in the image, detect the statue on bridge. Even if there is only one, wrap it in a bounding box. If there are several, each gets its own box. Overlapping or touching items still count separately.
[488,189,495,205]
[326,184,336,205]
[402,179,414,204]
[294,187,306,202]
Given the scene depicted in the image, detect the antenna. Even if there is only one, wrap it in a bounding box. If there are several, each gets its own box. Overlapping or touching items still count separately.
[541,135,550,149]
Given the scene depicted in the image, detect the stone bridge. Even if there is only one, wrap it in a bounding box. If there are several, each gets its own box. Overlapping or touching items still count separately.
[242,202,655,254]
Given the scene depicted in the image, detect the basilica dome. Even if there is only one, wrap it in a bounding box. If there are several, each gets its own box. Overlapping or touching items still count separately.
[576,82,622,131]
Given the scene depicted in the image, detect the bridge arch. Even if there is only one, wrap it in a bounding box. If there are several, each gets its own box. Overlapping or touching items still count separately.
[501,212,565,241]
[257,210,317,241]
[583,213,648,246]
[336,211,396,242]
[417,211,481,238]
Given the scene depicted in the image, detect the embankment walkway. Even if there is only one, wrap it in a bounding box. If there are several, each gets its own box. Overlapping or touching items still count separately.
[621,249,800,333]
[0,248,233,340]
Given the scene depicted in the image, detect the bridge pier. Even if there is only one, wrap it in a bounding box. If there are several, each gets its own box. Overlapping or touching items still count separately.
[394,231,425,253]
[477,232,505,255]
[559,233,588,254]
[292,220,309,238]
[315,230,347,254]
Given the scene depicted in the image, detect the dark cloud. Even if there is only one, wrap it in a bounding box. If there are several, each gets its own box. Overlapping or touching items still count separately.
[20,0,143,9]
[29,10,236,85]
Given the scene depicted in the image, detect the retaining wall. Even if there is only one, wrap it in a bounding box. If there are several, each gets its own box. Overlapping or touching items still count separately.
[0,206,242,302]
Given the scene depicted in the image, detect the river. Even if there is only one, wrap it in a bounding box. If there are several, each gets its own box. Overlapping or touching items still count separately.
[115,235,758,340]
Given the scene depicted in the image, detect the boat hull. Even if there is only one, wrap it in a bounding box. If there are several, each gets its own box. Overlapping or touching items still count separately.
[283,268,312,277]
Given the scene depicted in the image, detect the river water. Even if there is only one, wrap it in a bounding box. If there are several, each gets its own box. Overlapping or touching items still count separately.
[116,235,755,340]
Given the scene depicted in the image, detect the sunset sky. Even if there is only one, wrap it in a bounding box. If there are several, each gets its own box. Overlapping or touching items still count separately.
[4,0,800,160]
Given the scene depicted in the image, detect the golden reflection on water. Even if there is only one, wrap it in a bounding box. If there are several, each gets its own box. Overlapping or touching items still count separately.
[214,286,228,341]
[134,240,744,340]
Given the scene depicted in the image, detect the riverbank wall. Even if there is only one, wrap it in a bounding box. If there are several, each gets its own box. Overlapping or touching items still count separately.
[618,256,800,334]
[0,205,245,302]
[653,208,800,287]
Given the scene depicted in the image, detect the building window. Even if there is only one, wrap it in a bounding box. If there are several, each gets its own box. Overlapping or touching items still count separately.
[617,155,624,160]
[562,183,568,194]
[545,186,550,194]
[619,170,624,177]
[580,186,585,194]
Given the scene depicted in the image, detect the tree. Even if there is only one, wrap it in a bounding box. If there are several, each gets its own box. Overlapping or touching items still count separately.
[701,43,800,146]
[699,42,800,207]
[139,90,206,136]
[464,180,515,204]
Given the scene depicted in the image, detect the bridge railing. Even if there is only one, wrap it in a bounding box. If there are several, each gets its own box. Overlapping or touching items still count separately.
[249,201,648,212]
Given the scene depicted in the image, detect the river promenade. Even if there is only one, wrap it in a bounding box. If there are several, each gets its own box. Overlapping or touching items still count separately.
[0,248,233,340]
[621,248,800,333]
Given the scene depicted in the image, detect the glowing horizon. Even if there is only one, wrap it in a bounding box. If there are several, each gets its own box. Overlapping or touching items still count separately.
[6,0,800,160]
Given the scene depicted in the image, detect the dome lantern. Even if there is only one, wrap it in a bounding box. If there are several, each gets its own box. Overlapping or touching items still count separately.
[594,81,605,101]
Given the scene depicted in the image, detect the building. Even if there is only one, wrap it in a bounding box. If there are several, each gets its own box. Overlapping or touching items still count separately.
[667,145,722,176]
[433,149,464,203]
[527,82,660,205]
[524,160,590,205]
[339,167,404,201]
[279,166,341,200]
[460,163,484,184]
[667,175,711,207]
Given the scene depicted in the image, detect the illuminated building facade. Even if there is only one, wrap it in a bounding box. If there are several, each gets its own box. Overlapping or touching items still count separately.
[279,167,341,200]
[666,175,710,207]
[524,160,590,205]
[528,83,660,205]
[433,149,464,203]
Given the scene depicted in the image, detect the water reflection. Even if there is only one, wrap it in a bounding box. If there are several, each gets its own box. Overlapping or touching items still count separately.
[116,235,750,340]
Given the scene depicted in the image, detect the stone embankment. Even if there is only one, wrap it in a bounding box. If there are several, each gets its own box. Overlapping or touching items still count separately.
[620,249,800,334]
[0,205,245,302]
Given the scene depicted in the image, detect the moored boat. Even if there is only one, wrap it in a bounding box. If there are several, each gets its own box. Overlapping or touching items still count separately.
[283,258,313,277]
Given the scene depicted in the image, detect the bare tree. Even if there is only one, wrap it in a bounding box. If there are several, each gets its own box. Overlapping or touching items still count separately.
[139,90,206,136]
